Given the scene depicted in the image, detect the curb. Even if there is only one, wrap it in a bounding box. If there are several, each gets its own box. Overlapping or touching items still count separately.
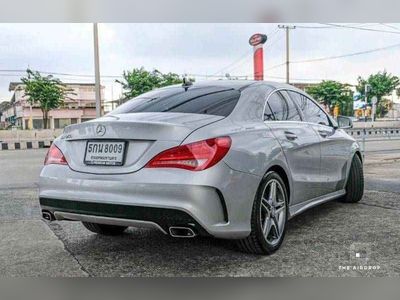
[0,140,52,151]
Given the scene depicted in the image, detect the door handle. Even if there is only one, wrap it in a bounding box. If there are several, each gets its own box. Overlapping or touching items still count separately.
[318,130,328,138]
[284,131,298,140]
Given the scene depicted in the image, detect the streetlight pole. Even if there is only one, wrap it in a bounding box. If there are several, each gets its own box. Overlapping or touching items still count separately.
[93,23,101,118]
[278,25,296,84]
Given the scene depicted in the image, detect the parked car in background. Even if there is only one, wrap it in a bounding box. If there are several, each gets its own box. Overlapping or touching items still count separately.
[39,80,363,254]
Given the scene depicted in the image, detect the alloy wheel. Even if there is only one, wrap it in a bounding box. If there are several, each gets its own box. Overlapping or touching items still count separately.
[260,179,287,246]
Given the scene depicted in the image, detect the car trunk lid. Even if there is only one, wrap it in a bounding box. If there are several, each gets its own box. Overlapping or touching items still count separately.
[57,112,223,174]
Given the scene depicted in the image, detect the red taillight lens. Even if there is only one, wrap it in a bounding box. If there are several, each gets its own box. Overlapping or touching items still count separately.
[146,137,231,171]
[44,144,68,166]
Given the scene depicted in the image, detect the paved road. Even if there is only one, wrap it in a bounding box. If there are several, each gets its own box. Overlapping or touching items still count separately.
[1,147,399,276]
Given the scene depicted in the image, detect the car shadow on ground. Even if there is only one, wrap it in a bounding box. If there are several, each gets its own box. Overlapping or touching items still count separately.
[48,200,348,276]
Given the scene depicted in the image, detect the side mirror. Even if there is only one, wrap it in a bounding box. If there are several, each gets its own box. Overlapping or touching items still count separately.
[336,115,353,129]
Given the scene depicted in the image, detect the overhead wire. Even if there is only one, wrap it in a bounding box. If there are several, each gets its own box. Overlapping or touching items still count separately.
[320,23,400,35]
[291,42,400,64]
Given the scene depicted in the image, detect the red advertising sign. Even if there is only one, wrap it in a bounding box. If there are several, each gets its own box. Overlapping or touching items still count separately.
[249,33,267,46]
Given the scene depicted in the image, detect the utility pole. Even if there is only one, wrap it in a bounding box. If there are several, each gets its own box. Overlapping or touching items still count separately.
[278,25,296,84]
[93,23,101,118]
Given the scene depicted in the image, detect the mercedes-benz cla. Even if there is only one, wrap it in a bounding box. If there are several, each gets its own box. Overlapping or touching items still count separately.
[39,81,364,254]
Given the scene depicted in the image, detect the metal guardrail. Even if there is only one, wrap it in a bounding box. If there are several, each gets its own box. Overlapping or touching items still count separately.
[345,127,400,153]
[346,127,400,139]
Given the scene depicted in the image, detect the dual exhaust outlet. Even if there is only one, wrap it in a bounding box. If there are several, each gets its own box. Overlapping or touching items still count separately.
[42,210,196,238]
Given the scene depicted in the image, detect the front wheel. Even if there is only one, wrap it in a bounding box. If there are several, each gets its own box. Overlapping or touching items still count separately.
[339,154,364,203]
[236,171,289,255]
[82,222,128,236]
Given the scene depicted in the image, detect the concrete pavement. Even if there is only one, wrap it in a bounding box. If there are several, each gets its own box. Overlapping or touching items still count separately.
[0,181,88,276]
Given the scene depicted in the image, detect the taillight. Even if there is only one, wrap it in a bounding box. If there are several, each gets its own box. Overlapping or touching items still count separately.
[44,144,68,166]
[146,137,231,171]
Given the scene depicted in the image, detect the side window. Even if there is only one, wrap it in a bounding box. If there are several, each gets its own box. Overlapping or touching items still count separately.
[282,92,301,121]
[288,91,307,115]
[263,101,274,121]
[266,92,301,121]
[288,91,330,126]
[267,92,286,121]
[306,99,330,126]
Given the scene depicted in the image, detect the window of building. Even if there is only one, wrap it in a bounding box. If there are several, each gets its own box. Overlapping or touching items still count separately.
[33,119,44,129]
[54,118,74,129]
[81,118,94,123]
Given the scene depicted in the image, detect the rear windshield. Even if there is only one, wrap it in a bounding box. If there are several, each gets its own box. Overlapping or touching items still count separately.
[109,86,241,117]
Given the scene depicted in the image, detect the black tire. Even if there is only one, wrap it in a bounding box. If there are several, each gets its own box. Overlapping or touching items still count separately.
[236,171,289,255]
[82,222,128,236]
[339,154,364,203]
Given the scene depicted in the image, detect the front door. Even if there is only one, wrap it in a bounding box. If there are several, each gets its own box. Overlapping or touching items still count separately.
[313,124,352,194]
[288,91,350,195]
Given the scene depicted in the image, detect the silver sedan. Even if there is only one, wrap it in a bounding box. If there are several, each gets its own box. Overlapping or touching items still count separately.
[39,80,364,254]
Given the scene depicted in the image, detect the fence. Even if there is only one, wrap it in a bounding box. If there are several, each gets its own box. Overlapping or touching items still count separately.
[345,127,400,153]
[0,129,61,151]
[346,127,400,140]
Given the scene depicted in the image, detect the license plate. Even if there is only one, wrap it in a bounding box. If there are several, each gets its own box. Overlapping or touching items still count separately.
[84,141,126,166]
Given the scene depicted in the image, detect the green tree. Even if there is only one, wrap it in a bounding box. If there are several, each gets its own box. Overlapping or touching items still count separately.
[21,69,72,129]
[305,80,353,115]
[377,99,393,117]
[356,70,399,117]
[116,67,182,99]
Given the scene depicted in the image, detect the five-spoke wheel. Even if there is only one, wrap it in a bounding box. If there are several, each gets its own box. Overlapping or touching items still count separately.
[260,179,287,247]
[237,171,288,254]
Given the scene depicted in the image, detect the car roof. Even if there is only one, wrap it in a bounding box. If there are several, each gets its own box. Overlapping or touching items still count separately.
[159,80,304,93]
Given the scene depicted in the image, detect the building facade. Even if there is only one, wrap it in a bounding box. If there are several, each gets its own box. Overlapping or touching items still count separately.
[7,82,104,130]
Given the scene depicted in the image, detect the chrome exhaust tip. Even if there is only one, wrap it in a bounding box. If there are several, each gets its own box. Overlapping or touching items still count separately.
[42,211,55,222]
[169,226,196,238]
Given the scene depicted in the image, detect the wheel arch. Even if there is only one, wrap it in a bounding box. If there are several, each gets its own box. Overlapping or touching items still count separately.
[354,150,363,163]
[343,149,364,188]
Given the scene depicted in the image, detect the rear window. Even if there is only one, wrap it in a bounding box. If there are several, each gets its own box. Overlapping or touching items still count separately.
[110,87,241,117]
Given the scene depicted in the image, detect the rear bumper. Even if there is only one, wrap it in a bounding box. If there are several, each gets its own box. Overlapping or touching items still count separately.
[39,162,261,239]
[40,198,211,236]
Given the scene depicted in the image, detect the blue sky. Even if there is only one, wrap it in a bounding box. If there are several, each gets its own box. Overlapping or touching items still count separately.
[1,23,400,102]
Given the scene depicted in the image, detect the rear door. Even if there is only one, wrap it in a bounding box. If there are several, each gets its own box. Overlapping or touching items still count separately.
[289,91,350,195]
[264,91,322,204]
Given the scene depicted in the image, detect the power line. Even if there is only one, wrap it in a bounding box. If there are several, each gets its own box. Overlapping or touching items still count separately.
[265,62,286,71]
[0,69,122,78]
[379,23,400,32]
[210,50,252,76]
[291,42,400,64]
[264,30,285,51]
[264,27,280,44]
[295,23,373,29]
[264,75,323,82]
[321,23,400,35]
[295,25,338,29]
